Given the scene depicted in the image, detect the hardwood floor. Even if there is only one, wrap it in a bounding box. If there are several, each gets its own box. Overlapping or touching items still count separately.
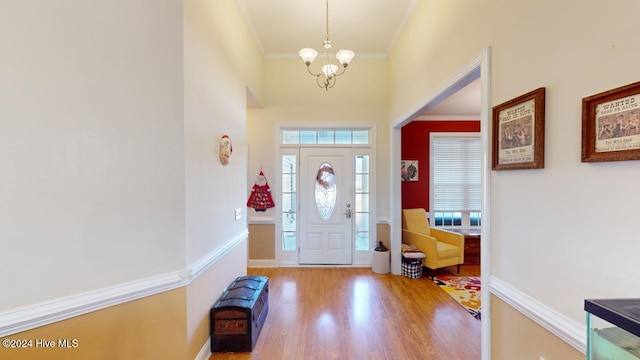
[209,265,481,360]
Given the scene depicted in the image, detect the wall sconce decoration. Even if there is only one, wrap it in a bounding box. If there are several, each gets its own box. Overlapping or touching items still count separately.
[220,135,232,165]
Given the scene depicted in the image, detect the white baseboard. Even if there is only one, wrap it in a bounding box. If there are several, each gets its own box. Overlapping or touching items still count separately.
[194,338,211,360]
[0,230,249,338]
[353,261,372,267]
[488,276,586,354]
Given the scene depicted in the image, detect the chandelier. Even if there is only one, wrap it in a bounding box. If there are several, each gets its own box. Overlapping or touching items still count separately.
[298,0,355,91]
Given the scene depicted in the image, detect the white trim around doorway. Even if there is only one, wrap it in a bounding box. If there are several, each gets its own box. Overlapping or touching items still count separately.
[390,47,491,360]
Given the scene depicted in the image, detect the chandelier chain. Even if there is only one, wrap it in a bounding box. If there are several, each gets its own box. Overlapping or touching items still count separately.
[325,0,329,39]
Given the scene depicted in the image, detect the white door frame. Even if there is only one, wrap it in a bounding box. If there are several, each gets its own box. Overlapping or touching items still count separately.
[390,47,491,360]
[275,124,377,268]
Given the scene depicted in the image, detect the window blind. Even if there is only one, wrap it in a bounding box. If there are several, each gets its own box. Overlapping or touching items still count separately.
[432,136,481,211]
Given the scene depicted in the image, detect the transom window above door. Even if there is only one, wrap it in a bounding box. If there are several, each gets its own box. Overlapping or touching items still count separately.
[281,129,370,145]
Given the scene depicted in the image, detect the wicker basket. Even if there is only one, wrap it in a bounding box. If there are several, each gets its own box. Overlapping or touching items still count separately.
[401,256,423,278]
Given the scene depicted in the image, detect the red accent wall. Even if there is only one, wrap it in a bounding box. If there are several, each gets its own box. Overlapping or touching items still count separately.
[401,120,480,211]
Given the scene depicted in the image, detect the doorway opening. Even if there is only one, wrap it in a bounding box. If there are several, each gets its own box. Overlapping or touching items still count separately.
[390,48,491,360]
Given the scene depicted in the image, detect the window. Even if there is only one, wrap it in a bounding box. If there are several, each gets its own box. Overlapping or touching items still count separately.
[430,133,481,229]
[282,129,369,145]
[355,155,370,251]
[281,154,297,251]
[314,162,337,220]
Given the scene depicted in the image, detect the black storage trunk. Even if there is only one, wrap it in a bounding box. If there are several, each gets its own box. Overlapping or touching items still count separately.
[210,276,269,353]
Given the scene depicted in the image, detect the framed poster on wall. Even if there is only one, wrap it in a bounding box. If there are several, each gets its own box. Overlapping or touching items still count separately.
[582,80,640,162]
[492,87,546,170]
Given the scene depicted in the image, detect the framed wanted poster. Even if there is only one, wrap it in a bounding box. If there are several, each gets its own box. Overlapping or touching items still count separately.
[492,88,546,170]
[582,81,640,162]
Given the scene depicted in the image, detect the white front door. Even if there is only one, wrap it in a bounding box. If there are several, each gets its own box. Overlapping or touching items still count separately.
[299,147,353,265]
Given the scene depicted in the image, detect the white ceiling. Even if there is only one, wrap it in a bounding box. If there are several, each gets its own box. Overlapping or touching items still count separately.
[417,78,481,118]
[237,0,418,57]
[237,0,480,118]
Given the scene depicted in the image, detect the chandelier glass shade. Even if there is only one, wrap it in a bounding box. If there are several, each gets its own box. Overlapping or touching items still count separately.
[299,0,355,90]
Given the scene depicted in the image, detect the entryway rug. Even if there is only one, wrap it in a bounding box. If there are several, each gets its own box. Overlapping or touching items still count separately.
[432,276,481,320]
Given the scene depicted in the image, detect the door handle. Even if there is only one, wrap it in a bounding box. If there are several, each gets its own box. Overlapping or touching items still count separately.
[343,208,352,218]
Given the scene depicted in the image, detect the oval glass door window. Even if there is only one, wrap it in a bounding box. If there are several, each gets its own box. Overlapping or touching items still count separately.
[315,162,337,220]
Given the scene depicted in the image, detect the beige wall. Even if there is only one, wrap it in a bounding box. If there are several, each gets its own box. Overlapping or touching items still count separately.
[175,0,263,356]
[491,296,583,360]
[186,241,248,359]
[3,289,187,360]
[249,223,276,260]
[389,1,490,122]
[1,0,186,312]
[389,0,640,357]
[1,242,248,360]
[183,0,260,264]
[1,1,259,358]
[376,223,391,251]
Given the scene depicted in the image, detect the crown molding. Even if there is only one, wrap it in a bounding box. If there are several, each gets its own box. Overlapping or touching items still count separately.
[264,52,387,60]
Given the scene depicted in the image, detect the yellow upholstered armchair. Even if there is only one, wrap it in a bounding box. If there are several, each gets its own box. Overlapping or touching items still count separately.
[402,208,465,273]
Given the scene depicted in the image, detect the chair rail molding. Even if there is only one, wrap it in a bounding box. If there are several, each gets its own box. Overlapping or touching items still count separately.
[0,230,249,338]
[489,276,586,354]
